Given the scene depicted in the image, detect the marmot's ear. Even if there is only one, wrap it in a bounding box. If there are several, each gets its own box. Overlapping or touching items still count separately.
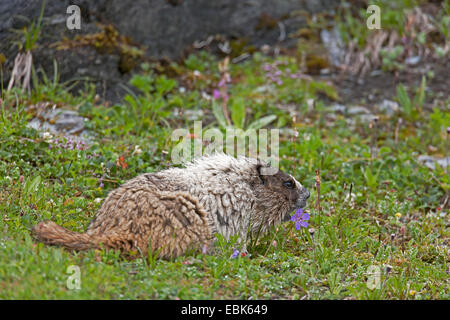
[256,160,278,177]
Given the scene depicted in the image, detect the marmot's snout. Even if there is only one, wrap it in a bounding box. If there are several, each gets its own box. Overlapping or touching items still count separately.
[294,187,310,211]
[301,187,310,200]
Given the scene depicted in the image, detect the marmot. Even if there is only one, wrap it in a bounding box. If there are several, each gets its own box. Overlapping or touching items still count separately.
[32,154,310,259]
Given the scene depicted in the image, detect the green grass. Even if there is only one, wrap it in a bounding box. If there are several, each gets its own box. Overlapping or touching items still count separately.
[0,19,449,299]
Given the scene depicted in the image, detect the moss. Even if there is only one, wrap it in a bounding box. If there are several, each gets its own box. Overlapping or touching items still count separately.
[305,54,329,74]
[255,13,279,31]
[55,24,145,74]
[229,38,256,57]
[292,28,319,41]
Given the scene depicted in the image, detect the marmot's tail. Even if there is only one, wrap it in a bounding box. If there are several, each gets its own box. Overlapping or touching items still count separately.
[32,221,96,251]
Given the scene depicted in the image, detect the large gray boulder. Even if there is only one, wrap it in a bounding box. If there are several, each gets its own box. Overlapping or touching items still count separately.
[0,0,339,102]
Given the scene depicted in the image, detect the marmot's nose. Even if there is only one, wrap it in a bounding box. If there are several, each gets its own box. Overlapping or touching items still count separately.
[302,188,310,199]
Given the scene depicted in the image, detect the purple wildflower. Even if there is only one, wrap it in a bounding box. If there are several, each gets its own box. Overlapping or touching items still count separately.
[98,176,104,188]
[213,89,221,100]
[291,208,310,230]
[231,249,239,259]
[218,79,226,88]
[262,64,272,71]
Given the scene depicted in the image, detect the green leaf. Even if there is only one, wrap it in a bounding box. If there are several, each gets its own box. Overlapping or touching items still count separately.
[212,101,228,128]
[155,76,177,96]
[413,75,426,111]
[247,115,277,131]
[309,81,340,101]
[24,175,41,198]
[129,74,153,93]
[231,97,246,129]
[396,84,412,116]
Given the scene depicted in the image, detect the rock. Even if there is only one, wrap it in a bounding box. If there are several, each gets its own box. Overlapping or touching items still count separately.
[370,69,383,77]
[27,107,92,144]
[417,155,450,170]
[377,99,399,116]
[0,0,340,103]
[347,106,371,115]
[405,56,421,66]
[275,103,300,117]
[172,108,204,121]
[320,26,345,67]
[356,114,378,123]
[327,103,347,113]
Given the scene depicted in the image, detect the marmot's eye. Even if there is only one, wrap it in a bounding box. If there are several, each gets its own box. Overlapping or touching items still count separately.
[283,181,294,189]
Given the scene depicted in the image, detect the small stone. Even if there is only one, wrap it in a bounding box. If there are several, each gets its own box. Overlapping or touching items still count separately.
[377,99,399,116]
[261,44,271,54]
[27,107,92,145]
[328,103,346,113]
[356,114,378,123]
[306,99,315,110]
[405,56,421,65]
[347,106,371,115]
[370,69,383,77]
[183,109,204,121]
[418,155,450,170]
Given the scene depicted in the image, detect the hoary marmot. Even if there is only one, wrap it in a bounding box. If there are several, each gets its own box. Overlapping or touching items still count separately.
[32,154,310,259]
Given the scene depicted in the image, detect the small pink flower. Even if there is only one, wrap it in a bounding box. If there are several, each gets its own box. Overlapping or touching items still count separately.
[262,64,272,71]
[218,79,226,88]
[213,89,221,100]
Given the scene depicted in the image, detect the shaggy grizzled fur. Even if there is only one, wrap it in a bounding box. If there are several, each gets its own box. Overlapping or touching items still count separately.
[32,154,310,259]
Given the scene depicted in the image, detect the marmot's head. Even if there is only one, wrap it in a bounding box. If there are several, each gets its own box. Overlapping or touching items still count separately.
[184,153,310,234]
[250,160,310,233]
